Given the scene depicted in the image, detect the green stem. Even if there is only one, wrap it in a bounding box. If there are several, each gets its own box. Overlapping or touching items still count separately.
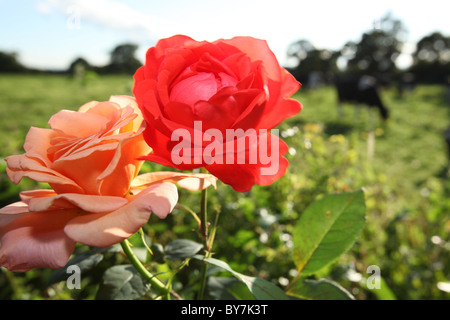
[198,187,209,300]
[139,228,153,255]
[207,209,220,252]
[175,203,201,227]
[120,239,170,300]
[3,269,20,299]
[200,187,208,242]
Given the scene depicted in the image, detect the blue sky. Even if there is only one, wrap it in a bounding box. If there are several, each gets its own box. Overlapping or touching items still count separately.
[1,0,449,70]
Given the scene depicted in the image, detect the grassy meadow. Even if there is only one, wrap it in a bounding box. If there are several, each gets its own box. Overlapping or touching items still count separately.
[0,73,449,300]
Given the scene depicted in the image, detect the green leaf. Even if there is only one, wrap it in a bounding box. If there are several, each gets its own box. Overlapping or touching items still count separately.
[287,278,355,300]
[126,230,153,263]
[47,247,105,287]
[164,239,203,260]
[150,243,165,264]
[193,255,289,300]
[95,265,148,300]
[127,231,147,248]
[365,276,397,300]
[292,189,366,276]
[208,277,256,300]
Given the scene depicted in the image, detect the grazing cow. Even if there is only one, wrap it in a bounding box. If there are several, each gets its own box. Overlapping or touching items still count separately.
[335,74,389,121]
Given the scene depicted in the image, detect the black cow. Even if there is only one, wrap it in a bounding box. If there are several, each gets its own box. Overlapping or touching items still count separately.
[335,74,389,121]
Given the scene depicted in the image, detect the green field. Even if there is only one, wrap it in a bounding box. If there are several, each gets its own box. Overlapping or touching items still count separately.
[0,74,449,300]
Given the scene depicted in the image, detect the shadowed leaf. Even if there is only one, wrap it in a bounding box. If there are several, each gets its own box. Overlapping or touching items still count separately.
[164,239,203,260]
[95,264,148,300]
[287,278,355,300]
[193,255,289,300]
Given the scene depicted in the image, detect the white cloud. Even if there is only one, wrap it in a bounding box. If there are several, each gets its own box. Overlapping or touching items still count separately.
[33,0,450,69]
[37,0,299,66]
[43,0,179,40]
[36,1,52,14]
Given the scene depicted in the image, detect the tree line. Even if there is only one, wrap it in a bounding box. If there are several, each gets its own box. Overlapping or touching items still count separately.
[0,43,142,76]
[286,12,450,86]
[1,12,449,86]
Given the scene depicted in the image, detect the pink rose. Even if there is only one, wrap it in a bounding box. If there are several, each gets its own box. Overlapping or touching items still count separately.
[0,96,216,271]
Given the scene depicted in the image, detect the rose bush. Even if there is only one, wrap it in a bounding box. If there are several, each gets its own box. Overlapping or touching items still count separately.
[133,35,302,192]
[0,95,216,272]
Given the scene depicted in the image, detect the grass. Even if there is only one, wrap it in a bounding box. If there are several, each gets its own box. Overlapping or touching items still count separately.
[0,73,134,158]
[295,85,450,208]
[288,84,450,299]
[0,74,449,300]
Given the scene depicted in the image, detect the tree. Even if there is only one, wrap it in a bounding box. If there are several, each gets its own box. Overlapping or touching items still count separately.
[344,12,407,77]
[410,32,450,83]
[103,43,142,74]
[286,39,339,87]
[68,57,91,76]
[0,51,27,73]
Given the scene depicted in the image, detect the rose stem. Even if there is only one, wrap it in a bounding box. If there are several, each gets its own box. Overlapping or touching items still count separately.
[198,185,210,300]
[120,239,171,300]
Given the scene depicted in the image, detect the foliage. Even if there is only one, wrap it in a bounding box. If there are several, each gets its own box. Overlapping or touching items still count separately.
[410,32,450,84]
[345,12,407,75]
[0,52,28,73]
[0,74,449,300]
[287,12,449,88]
[101,44,142,75]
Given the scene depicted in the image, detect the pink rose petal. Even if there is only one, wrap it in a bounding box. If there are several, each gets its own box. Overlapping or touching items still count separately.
[0,209,80,272]
[0,202,30,227]
[64,182,178,247]
[130,171,217,191]
[27,193,128,213]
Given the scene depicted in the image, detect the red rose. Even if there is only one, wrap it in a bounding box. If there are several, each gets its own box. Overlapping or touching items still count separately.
[133,35,302,192]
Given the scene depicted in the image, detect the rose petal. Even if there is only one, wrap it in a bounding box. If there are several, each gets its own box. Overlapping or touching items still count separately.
[131,171,217,191]
[108,95,144,133]
[205,133,289,192]
[97,128,150,196]
[139,124,201,171]
[0,202,30,227]
[170,72,219,106]
[48,109,110,138]
[223,37,281,82]
[163,101,196,127]
[50,146,117,195]
[27,193,128,213]
[257,79,302,129]
[5,155,84,194]
[23,127,56,167]
[64,182,178,247]
[0,208,80,271]
[19,189,58,202]
[258,98,302,130]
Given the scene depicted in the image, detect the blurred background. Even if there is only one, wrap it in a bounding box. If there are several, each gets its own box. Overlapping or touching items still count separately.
[1,0,450,75]
[0,0,449,300]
